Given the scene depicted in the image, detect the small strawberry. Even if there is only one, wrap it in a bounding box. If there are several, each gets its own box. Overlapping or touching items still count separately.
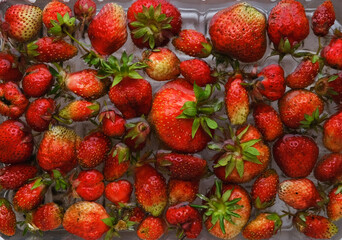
[135,164,167,216]
[129,207,145,224]
[0,164,37,190]
[77,131,111,168]
[58,100,100,122]
[4,4,42,42]
[327,185,342,221]
[124,120,151,152]
[312,0,336,37]
[25,98,56,132]
[321,30,342,70]
[256,64,285,101]
[278,178,323,210]
[137,216,166,240]
[142,48,180,81]
[0,120,33,164]
[105,180,133,206]
[180,59,217,87]
[42,0,73,30]
[293,212,338,239]
[74,0,96,23]
[30,202,63,231]
[104,144,131,181]
[168,179,199,206]
[323,111,342,153]
[0,198,16,236]
[242,213,282,240]
[98,110,126,138]
[314,153,342,183]
[315,74,342,106]
[172,29,212,58]
[0,52,23,82]
[251,169,279,209]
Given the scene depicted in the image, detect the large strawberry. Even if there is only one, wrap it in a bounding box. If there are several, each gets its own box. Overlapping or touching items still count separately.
[314,153,342,183]
[0,52,23,82]
[321,30,342,70]
[30,202,63,231]
[105,180,133,206]
[25,98,56,132]
[323,111,342,152]
[0,164,37,190]
[312,0,336,37]
[327,185,342,221]
[0,198,16,236]
[209,2,266,62]
[256,64,285,101]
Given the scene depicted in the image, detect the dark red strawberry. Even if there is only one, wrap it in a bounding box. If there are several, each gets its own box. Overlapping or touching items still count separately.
[74,0,96,22]
[180,59,217,87]
[0,164,37,190]
[137,216,166,240]
[59,100,99,122]
[25,98,56,132]
[71,169,104,201]
[323,111,342,153]
[321,31,342,70]
[105,180,133,206]
[314,153,342,183]
[0,198,16,236]
[124,120,150,152]
[312,0,336,37]
[98,110,126,138]
[315,74,342,106]
[256,64,285,101]
[0,52,23,82]
[129,207,145,223]
[168,179,199,206]
[31,202,63,231]
[327,186,342,221]
[104,144,131,181]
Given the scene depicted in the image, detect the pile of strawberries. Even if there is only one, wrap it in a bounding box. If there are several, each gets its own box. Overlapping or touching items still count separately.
[0,0,342,239]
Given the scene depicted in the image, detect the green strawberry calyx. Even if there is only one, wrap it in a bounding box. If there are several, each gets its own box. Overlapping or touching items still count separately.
[254,196,275,210]
[299,107,327,132]
[111,143,131,164]
[49,12,76,37]
[266,213,283,234]
[314,75,339,100]
[124,121,151,149]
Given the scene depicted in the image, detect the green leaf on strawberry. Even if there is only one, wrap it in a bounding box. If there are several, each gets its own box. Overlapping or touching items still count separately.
[299,107,327,131]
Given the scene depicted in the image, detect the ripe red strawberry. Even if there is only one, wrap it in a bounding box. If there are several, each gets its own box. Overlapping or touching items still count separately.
[31,202,63,231]
[278,89,324,129]
[327,186,342,221]
[22,64,54,98]
[321,31,342,70]
[63,201,110,240]
[168,179,199,206]
[124,121,150,152]
[127,0,181,49]
[0,198,16,236]
[267,0,309,54]
[0,120,33,164]
[172,29,212,58]
[129,207,145,223]
[134,164,167,216]
[180,59,217,87]
[98,110,126,138]
[59,100,100,122]
[225,73,250,125]
[273,134,319,178]
[242,213,282,240]
[323,111,342,152]
[0,52,23,82]
[293,212,338,239]
[4,4,42,42]
[256,64,285,101]
[77,131,111,168]
[253,102,283,142]
[314,153,342,183]
[37,125,81,174]
[25,98,56,132]
[42,0,72,30]
[74,0,96,22]
[0,81,29,119]
[209,2,266,62]
[105,180,133,206]
[104,144,131,181]
[71,169,104,201]
[137,216,166,240]
[88,3,127,55]
[0,164,37,190]
[26,37,78,63]
[278,178,323,210]
[251,169,279,209]
[166,203,202,239]
[315,74,342,106]
[156,152,207,180]
[142,48,180,81]
[312,0,336,37]
[286,56,322,89]
[13,178,49,212]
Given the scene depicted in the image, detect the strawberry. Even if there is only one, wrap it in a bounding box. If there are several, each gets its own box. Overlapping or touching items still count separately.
[286,56,322,89]
[142,48,180,81]
[293,212,338,239]
[129,207,145,223]
[37,125,81,174]
[314,153,342,183]
[251,169,279,209]
[88,3,127,55]
[242,213,282,240]
[124,120,150,152]
[71,169,104,201]
[0,120,33,164]
[209,2,266,62]
[0,164,37,190]
[42,0,73,30]
[180,59,217,87]
[213,125,270,183]
[225,73,250,125]
[0,81,29,119]
[63,201,110,240]
[256,64,285,101]
[323,111,342,152]
[165,203,202,239]
[0,52,23,82]
[134,164,167,216]
[74,0,96,22]
[59,100,100,122]
[104,144,131,181]
[25,98,56,132]
[278,178,323,210]
[105,180,133,206]
[30,202,63,231]
[278,89,324,129]
[315,74,342,106]
[253,102,283,142]
[267,0,309,55]
[137,216,166,240]
[22,64,54,98]
[156,152,207,180]
[327,186,342,221]
[273,134,319,178]
[312,0,335,37]
[98,110,126,138]
[4,4,42,42]
[168,179,199,206]
[127,0,181,49]
[0,198,16,236]
[77,131,111,168]
[172,29,212,58]
[26,37,78,63]
[321,31,342,70]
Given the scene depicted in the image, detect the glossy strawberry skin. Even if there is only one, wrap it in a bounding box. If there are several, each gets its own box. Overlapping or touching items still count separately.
[321,37,342,70]
[0,164,37,190]
[312,0,335,37]
[32,202,63,231]
[257,64,285,101]
[25,98,56,132]
[103,144,130,181]
[0,198,16,236]
[99,110,126,138]
[327,186,342,221]
[242,213,281,240]
[42,0,72,29]
[314,153,342,183]
[286,58,320,89]
[105,180,133,206]
[73,169,104,201]
[180,59,216,87]
[137,216,166,240]
[59,100,99,122]
[0,52,23,82]
[323,111,342,152]
[168,179,199,206]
